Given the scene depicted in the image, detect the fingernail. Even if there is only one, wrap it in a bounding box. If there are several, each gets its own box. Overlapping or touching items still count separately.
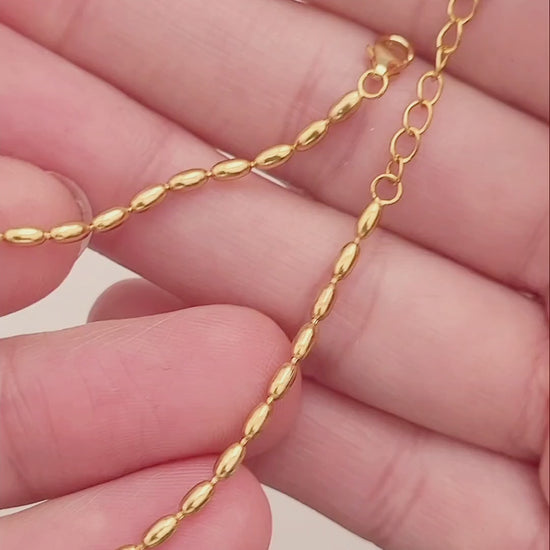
[47,171,92,255]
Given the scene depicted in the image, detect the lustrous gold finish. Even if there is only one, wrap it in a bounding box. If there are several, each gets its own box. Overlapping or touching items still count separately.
[333,242,360,280]
[268,363,298,400]
[367,34,415,77]
[3,13,479,548]
[92,207,129,232]
[1,36,411,248]
[211,158,252,180]
[142,516,178,548]
[295,119,330,151]
[312,283,337,321]
[329,91,363,123]
[130,185,168,213]
[243,402,272,440]
[180,481,215,516]
[357,201,382,239]
[49,222,91,243]
[255,144,295,169]
[3,227,46,245]
[214,443,246,479]
[292,322,317,361]
[358,70,389,99]
[168,168,210,191]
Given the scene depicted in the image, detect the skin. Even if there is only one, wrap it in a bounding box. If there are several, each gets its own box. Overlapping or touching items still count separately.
[0,1,548,549]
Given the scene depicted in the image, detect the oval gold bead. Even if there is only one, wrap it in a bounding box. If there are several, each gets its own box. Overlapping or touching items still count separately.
[168,168,209,191]
[3,227,46,246]
[254,144,294,169]
[328,90,362,123]
[214,443,246,479]
[243,402,272,440]
[92,207,129,232]
[357,201,382,239]
[211,159,251,181]
[313,283,337,320]
[130,185,167,213]
[333,242,360,280]
[49,222,91,243]
[295,119,330,151]
[116,546,142,550]
[180,481,215,516]
[142,515,178,548]
[268,363,297,401]
[292,322,317,361]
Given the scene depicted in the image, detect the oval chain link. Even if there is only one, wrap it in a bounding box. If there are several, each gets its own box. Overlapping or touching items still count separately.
[118,1,480,547]
[371,0,479,206]
[1,0,480,548]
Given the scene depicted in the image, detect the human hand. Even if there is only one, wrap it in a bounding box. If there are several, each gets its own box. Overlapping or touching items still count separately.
[0,1,548,549]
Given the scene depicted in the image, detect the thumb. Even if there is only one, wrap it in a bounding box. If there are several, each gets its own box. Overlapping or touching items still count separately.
[0,156,91,316]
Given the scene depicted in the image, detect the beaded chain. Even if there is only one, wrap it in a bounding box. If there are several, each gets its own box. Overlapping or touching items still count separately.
[1,1,479,548]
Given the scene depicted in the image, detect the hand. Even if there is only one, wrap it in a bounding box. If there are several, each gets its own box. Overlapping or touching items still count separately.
[0,2,548,549]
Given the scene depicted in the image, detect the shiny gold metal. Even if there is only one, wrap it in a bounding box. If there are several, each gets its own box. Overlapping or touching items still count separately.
[142,516,178,548]
[357,201,383,239]
[214,443,246,479]
[130,185,168,213]
[268,363,298,400]
[180,481,215,516]
[92,207,129,232]
[211,158,252,180]
[358,70,389,99]
[295,119,330,151]
[333,242,360,280]
[2,35,409,248]
[328,91,362,123]
[255,144,295,169]
[312,283,337,320]
[292,322,317,361]
[3,227,47,245]
[2,14,479,548]
[389,126,421,164]
[417,71,444,105]
[371,173,403,206]
[402,99,434,135]
[168,168,210,190]
[367,34,415,77]
[49,222,91,243]
[243,402,272,440]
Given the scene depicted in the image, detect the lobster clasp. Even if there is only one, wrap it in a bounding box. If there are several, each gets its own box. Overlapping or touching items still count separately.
[367,35,414,77]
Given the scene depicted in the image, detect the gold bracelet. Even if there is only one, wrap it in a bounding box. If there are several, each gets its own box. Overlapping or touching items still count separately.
[4,1,479,548]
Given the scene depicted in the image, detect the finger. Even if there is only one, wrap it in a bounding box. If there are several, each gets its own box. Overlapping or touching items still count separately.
[0,1,548,296]
[305,0,549,119]
[88,278,185,322]
[541,433,550,504]
[250,381,549,550]
[0,27,546,461]
[0,305,299,506]
[0,157,90,315]
[1,458,270,550]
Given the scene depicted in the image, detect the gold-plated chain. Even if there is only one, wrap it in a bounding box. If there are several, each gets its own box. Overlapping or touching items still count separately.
[0,37,412,247]
[3,1,479,547]
[112,2,478,546]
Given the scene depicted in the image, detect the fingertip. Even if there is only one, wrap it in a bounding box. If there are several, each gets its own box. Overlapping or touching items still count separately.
[0,156,91,315]
[88,278,185,322]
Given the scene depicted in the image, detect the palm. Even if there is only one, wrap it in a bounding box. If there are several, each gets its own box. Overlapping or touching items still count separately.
[0,1,548,549]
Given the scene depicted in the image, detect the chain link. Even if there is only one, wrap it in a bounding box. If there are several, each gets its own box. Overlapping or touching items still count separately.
[1,1,480,547]
[107,2,481,548]
[371,0,479,206]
